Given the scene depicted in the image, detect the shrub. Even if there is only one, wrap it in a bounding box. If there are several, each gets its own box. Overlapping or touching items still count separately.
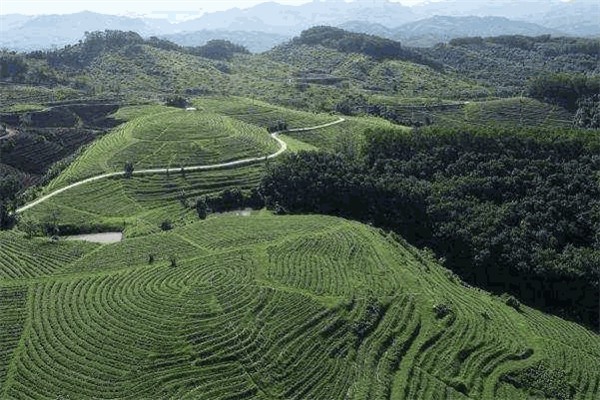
[195,196,208,220]
[164,96,188,108]
[160,220,173,231]
[433,303,452,319]
[124,161,134,178]
[503,294,521,311]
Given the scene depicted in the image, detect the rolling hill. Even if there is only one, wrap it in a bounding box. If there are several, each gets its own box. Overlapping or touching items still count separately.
[394,16,562,47]
[1,211,599,399]
[0,5,599,400]
[44,104,279,189]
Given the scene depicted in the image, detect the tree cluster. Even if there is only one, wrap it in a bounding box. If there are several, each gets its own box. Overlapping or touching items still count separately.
[528,73,600,112]
[425,36,600,96]
[295,26,441,69]
[574,94,600,129]
[188,39,250,61]
[0,174,23,230]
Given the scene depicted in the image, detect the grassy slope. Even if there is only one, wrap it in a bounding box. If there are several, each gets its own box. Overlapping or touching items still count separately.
[0,213,598,399]
[24,99,399,236]
[28,164,267,237]
[47,104,279,190]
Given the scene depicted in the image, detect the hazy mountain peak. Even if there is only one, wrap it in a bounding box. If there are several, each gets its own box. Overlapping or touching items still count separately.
[0,0,597,52]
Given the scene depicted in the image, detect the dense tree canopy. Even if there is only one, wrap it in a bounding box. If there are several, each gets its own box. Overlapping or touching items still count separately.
[528,73,600,111]
[294,26,441,69]
[189,39,250,61]
[574,94,600,129]
[261,126,600,329]
[425,36,600,96]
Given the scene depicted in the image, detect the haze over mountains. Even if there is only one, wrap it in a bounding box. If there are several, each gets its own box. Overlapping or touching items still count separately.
[1,0,598,52]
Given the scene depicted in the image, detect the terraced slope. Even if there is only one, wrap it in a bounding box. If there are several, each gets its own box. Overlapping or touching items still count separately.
[27,164,267,237]
[402,98,574,128]
[48,105,279,190]
[0,232,97,281]
[24,100,345,236]
[193,96,335,129]
[1,214,598,399]
[284,115,408,152]
[462,98,574,127]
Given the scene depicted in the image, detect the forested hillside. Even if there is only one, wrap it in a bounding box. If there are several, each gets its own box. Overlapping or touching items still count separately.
[260,126,600,329]
[422,36,600,96]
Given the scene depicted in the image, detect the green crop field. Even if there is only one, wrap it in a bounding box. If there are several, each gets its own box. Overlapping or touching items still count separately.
[193,96,336,129]
[28,163,267,237]
[2,27,600,399]
[1,213,598,399]
[48,105,279,190]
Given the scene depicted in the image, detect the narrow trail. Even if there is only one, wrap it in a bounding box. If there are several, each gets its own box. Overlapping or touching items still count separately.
[16,117,345,214]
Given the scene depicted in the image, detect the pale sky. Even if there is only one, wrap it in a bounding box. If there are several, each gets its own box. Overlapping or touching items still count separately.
[0,0,428,18]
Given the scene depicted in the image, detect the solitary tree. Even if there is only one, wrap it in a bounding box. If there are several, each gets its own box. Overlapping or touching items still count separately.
[196,196,208,220]
[42,209,60,240]
[124,161,134,178]
[178,189,188,208]
[160,220,173,231]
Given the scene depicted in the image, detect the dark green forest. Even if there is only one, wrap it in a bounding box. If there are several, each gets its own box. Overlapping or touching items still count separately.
[260,127,600,329]
[423,35,600,96]
[294,26,441,68]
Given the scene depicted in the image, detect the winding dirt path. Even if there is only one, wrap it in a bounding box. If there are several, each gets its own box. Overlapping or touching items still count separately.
[16,117,345,214]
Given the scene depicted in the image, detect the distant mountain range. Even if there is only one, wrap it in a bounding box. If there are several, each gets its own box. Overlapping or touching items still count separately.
[340,16,565,47]
[0,0,598,52]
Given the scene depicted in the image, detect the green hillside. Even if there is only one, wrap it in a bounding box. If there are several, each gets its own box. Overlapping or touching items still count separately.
[1,27,599,400]
[1,213,598,399]
[193,96,334,129]
[266,43,488,100]
[47,105,279,190]
[23,98,352,235]
[28,164,266,237]
[382,97,576,128]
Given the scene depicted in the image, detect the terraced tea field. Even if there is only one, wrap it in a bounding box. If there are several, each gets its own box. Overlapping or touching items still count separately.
[193,96,335,129]
[462,98,574,127]
[24,99,346,236]
[415,98,574,128]
[284,115,408,152]
[1,214,598,399]
[6,96,599,399]
[48,105,279,189]
[27,164,267,237]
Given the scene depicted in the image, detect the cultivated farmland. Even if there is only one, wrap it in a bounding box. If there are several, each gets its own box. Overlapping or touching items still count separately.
[48,105,279,189]
[0,214,598,399]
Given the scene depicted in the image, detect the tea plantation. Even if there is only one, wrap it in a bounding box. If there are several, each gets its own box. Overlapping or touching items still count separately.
[1,214,598,399]
[3,96,599,399]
